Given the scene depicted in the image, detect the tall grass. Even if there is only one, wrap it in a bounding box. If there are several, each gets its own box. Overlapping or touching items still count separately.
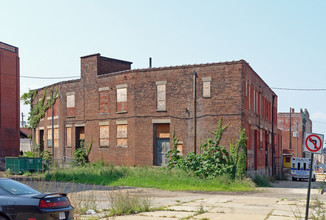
[44,165,255,192]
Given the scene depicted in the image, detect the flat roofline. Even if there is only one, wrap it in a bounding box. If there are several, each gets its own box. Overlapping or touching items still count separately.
[0,41,18,53]
[81,53,132,64]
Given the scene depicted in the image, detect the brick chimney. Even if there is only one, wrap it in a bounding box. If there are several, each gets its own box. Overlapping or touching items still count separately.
[81,54,132,81]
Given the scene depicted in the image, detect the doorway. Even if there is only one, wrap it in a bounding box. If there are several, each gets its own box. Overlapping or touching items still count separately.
[39,130,44,153]
[265,131,268,167]
[153,124,170,166]
[75,127,85,149]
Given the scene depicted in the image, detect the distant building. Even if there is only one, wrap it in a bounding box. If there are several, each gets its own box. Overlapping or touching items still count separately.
[278,108,312,167]
[20,128,32,152]
[0,41,20,169]
[32,54,279,176]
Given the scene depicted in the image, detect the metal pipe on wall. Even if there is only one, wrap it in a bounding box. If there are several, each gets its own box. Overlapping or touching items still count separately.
[193,71,197,155]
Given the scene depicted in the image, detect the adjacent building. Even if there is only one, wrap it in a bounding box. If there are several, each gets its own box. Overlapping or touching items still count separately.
[278,108,312,167]
[32,54,279,176]
[0,41,20,168]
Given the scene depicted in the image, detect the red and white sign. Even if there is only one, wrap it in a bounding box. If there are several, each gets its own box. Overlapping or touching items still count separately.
[304,133,324,154]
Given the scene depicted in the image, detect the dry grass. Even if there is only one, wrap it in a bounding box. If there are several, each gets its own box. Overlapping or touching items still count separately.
[108,190,153,216]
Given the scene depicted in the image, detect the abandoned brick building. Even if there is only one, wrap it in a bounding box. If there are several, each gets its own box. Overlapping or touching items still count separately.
[33,54,280,176]
[0,42,20,166]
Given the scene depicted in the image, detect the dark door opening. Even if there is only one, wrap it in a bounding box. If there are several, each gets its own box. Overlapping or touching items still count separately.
[75,127,85,149]
[39,130,44,153]
[254,130,258,170]
[265,131,268,167]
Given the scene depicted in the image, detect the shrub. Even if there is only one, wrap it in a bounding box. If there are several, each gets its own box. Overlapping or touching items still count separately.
[167,118,247,179]
[72,138,93,167]
[252,175,272,187]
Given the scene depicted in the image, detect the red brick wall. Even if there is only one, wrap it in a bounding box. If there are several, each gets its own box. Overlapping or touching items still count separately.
[242,62,278,175]
[0,43,20,163]
[33,55,278,175]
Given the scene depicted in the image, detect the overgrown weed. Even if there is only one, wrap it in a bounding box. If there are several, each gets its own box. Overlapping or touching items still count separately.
[108,190,152,216]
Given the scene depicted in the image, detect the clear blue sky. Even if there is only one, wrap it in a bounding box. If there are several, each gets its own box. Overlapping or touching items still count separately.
[1,0,326,133]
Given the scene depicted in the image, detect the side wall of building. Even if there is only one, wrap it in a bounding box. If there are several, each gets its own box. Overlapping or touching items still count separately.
[0,43,20,167]
[242,63,278,177]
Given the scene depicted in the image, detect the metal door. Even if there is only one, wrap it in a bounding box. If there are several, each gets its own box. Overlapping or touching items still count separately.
[156,138,170,166]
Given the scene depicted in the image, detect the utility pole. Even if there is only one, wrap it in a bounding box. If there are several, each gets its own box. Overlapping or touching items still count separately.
[289,107,292,150]
[21,112,24,127]
[296,121,299,157]
[51,90,54,162]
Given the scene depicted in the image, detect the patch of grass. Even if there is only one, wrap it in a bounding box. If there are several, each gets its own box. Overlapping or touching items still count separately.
[197,202,206,214]
[42,165,255,192]
[111,167,255,191]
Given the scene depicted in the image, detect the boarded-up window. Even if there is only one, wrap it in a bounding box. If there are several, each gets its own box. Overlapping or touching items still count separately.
[47,129,52,147]
[117,87,127,112]
[156,124,170,138]
[202,77,211,98]
[66,127,72,147]
[156,81,166,111]
[47,128,59,148]
[67,93,75,117]
[100,125,110,147]
[99,88,109,114]
[117,124,127,147]
[36,130,40,145]
[54,128,59,148]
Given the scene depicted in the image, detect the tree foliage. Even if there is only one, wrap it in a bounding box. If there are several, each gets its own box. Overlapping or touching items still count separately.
[21,86,58,129]
[167,118,247,179]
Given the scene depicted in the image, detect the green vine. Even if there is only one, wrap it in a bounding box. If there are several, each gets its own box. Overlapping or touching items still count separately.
[21,86,58,129]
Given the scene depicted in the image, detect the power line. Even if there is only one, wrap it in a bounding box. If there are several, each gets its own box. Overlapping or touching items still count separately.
[271,87,326,91]
[312,121,326,124]
[1,72,79,79]
[21,75,79,79]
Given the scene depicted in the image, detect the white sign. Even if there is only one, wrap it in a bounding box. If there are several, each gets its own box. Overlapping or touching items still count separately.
[304,133,324,154]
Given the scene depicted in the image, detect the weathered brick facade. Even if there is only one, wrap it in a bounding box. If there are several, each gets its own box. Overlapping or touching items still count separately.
[0,42,20,167]
[33,54,279,176]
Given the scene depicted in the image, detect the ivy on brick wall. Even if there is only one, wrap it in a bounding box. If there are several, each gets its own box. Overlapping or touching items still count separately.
[21,86,58,129]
